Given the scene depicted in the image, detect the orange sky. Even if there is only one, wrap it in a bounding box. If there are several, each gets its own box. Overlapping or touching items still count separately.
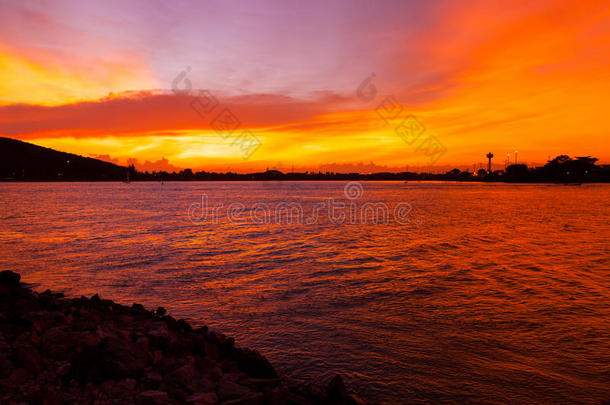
[1,0,609,172]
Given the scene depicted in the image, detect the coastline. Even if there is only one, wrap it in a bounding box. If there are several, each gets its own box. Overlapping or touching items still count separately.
[0,271,365,405]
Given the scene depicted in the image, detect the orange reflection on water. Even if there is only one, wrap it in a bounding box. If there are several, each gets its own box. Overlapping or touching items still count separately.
[1,182,609,403]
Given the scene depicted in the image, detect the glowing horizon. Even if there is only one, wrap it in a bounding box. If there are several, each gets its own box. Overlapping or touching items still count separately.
[1,0,609,172]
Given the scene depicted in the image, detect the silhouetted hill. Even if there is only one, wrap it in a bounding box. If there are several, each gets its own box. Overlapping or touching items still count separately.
[0,137,128,181]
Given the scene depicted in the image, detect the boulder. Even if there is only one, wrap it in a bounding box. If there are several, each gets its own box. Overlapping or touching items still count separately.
[111,377,138,400]
[144,371,163,389]
[217,376,254,402]
[234,348,277,379]
[204,340,220,361]
[40,327,74,360]
[0,270,20,285]
[147,322,171,350]
[186,391,218,405]
[221,392,264,405]
[99,336,148,379]
[263,385,294,405]
[0,353,14,378]
[164,363,203,393]
[137,390,170,405]
[326,374,348,402]
[13,343,42,373]
[9,368,30,386]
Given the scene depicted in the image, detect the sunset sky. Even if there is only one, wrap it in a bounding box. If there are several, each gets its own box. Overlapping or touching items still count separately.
[1,0,609,172]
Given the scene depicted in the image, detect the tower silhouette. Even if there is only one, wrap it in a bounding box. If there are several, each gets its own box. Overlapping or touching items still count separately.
[486,152,494,173]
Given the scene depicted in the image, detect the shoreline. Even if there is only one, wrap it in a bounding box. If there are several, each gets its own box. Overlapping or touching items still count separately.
[0,271,365,405]
[1,179,607,185]
[1,177,609,183]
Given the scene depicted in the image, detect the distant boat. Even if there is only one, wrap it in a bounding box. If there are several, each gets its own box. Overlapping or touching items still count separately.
[123,171,130,184]
[563,183,581,186]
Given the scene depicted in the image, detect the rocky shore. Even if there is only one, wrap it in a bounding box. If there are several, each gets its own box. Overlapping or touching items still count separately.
[0,271,365,405]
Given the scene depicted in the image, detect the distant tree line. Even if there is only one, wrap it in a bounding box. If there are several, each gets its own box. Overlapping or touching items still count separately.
[1,138,608,182]
[476,155,607,183]
[131,155,609,183]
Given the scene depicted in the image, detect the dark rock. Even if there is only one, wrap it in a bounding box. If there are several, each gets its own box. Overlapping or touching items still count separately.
[169,386,188,403]
[264,385,291,405]
[186,391,218,405]
[221,392,264,405]
[177,318,192,332]
[221,360,241,374]
[9,368,29,386]
[0,276,367,404]
[210,331,225,345]
[0,353,15,378]
[70,346,105,383]
[56,360,71,377]
[39,387,63,405]
[40,327,73,360]
[136,390,170,405]
[117,377,137,391]
[0,270,20,285]
[99,336,148,379]
[195,356,221,379]
[112,377,138,399]
[136,335,149,352]
[217,376,254,401]
[151,349,163,364]
[71,336,144,382]
[163,315,178,330]
[156,356,181,375]
[326,375,347,402]
[77,331,101,349]
[240,377,280,388]
[164,363,204,393]
[147,322,171,351]
[234,348,277,379]
[204,340,220,361]
[13,343,42,373]
[100,379,116,393]
[192,334,207,356]
[144,371,163,389]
